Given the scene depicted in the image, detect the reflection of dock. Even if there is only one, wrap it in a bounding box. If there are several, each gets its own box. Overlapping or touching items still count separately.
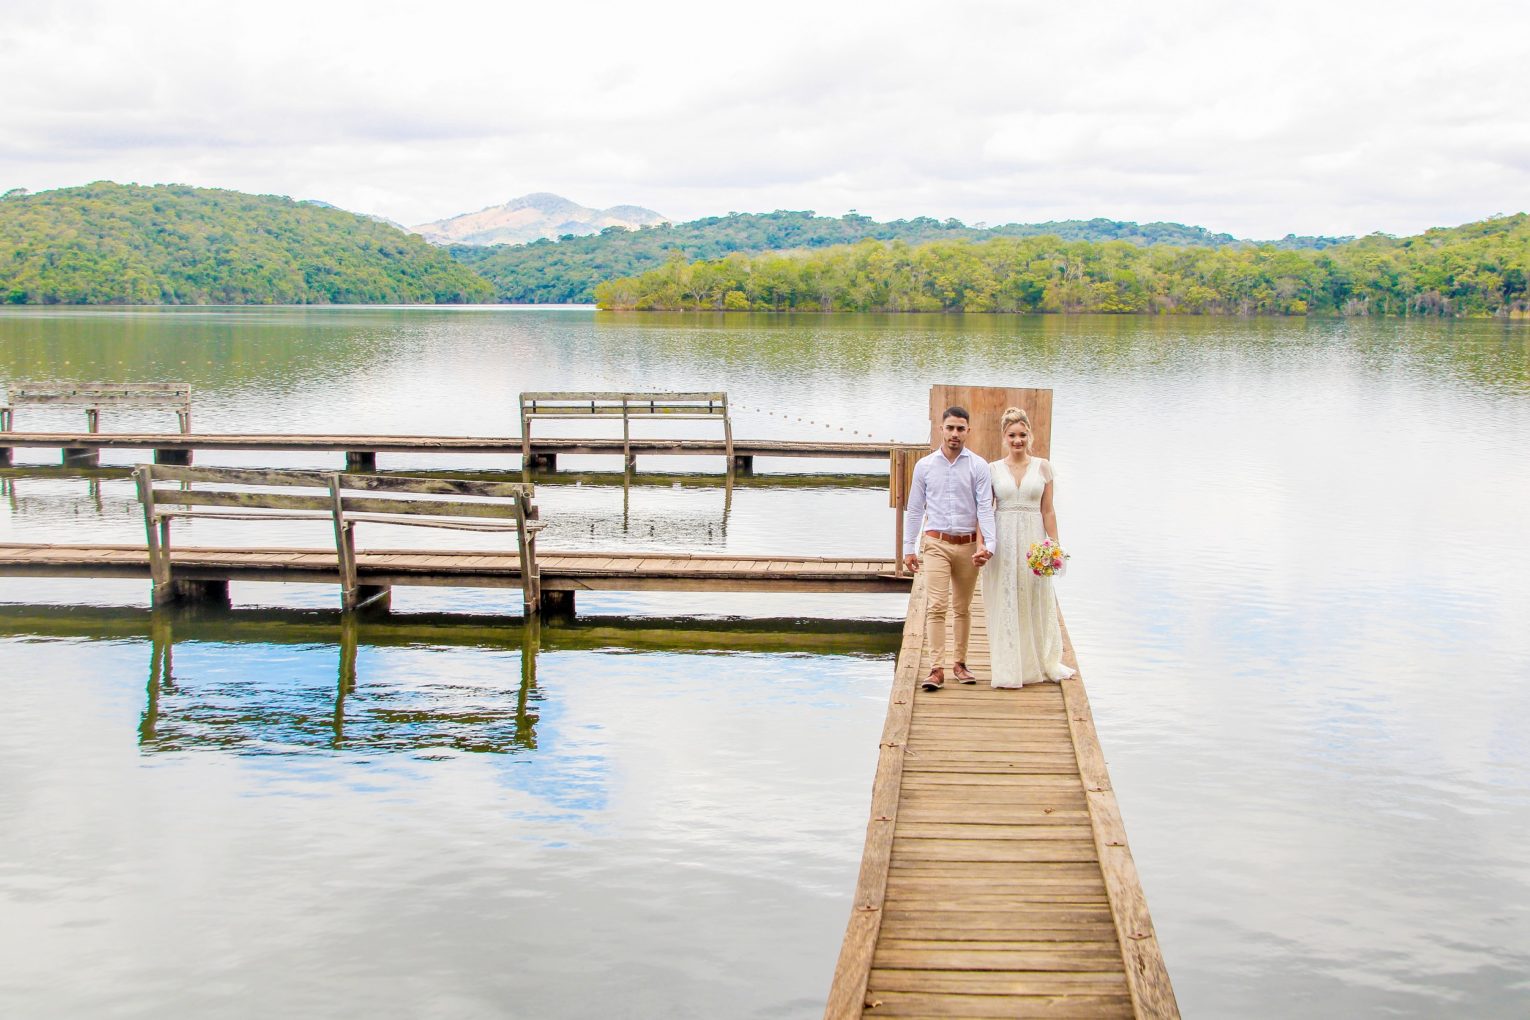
[826,580,1178,1018]
[139,612,541,754]
[0,606,900,756]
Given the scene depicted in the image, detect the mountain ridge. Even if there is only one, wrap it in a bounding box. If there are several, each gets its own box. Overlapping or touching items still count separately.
[410,193,668,246]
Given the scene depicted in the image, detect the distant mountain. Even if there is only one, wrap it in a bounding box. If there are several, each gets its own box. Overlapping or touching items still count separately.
[449,209,1353,303]
[0,182,493,304]
[411,193,669,246]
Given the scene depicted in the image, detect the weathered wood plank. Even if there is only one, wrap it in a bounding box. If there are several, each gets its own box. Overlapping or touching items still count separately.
[824,570,927,1019]
[1054,616,1179,1019]
[857,989,1132,1018]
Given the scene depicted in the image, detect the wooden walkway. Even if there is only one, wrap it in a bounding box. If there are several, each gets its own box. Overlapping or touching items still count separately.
[0,544,908,594]
[826,577,1177,1018]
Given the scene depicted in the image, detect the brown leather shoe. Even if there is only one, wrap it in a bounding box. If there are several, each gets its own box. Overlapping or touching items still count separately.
[953,662,977,683]
[920,667,945,691]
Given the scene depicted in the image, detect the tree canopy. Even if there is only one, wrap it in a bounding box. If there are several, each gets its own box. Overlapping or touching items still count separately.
[452,209,1349,303]
[592,215,1530,317]
[0,182,493,304]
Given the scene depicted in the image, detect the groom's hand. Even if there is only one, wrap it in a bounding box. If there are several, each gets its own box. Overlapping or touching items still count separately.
[972,546,992,567]
[903,552,920,573]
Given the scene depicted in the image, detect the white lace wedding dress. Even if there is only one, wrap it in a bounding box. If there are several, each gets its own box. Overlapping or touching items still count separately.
[983,457,1075,688]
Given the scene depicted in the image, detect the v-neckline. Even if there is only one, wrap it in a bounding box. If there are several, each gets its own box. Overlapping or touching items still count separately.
[1002,457,1033,490]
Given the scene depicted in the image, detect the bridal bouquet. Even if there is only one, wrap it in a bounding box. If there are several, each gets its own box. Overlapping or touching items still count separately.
[1026,539,1068,577]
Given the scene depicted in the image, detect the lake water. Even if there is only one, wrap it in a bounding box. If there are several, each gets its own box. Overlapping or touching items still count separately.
[2,307,1528,1018]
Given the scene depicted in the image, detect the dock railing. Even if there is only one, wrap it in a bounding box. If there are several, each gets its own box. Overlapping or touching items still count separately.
[2,381,192,434]
[132,464,542,613]
[518,390,732,472]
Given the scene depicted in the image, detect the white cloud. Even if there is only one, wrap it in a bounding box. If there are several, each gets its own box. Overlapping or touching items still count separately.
[3,0,1528,237]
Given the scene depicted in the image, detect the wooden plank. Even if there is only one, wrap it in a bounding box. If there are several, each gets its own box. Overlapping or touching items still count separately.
[867,969,1129,994]
[338,473,532,499]
[1058,616,1180,1019]
[150,488,333,512]
[824,572,927,1019]
[855,989,1131,1018]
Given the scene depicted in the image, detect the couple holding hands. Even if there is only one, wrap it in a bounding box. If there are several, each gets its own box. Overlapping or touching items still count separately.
[903,405,1074,691]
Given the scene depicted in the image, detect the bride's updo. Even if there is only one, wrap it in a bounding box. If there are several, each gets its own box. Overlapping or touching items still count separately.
[999,406,1031,431]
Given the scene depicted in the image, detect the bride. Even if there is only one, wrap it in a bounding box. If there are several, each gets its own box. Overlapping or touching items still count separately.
[983,406,1076,687]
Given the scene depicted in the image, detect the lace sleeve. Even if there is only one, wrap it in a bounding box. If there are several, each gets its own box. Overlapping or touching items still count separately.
[1040,458,1055,484]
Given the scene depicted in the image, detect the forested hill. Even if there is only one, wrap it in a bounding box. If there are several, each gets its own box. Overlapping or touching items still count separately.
[0,183,493,304]
[449,210,1351,303]
[593,214,1530,317]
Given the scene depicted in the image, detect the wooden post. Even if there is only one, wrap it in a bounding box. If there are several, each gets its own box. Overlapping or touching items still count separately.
[622,397,634,471]
[135,465,174,606]
[889,447,921,577]
[0,405,10,466]
[86,407,100,434]
[328,473,389,613]
[520,398,533,479]
[329,473,362,611]
[722,394,735,469]
[515,493,540,617]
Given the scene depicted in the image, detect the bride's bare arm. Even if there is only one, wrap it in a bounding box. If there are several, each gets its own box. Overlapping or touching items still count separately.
[1040,479,1059,544]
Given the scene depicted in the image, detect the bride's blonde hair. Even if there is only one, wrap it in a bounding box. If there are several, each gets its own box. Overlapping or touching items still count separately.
[999,406,1031,432]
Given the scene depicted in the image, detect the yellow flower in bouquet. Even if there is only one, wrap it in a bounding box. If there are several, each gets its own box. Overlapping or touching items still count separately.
[1026,539,1068,577]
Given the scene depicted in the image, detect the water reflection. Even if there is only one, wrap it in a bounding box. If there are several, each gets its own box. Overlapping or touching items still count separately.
[135,609,545,756]
[6,605,898,761]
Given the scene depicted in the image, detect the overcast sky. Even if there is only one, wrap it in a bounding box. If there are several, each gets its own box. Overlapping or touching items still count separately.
[4,0,1527,238]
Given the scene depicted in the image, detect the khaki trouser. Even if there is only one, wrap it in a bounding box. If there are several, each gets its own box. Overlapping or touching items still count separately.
[921,534,978,668]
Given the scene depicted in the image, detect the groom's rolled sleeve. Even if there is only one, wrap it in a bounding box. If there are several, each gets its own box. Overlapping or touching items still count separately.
[974,461,996,551]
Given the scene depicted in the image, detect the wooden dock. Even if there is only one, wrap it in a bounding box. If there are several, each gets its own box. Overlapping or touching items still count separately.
[0,543,908,595]
[0,431,900,470]
[826,577,1177,1018]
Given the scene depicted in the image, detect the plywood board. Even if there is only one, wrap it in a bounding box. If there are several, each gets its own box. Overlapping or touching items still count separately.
[928,385,1053,462]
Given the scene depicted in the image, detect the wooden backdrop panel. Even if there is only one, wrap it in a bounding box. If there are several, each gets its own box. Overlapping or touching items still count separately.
[928,385,1053,462]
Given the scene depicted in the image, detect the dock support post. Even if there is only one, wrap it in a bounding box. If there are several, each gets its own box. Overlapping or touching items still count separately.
[345,451,377,472]
[63,447,100,467]
[154,448,192,466]
[0,447,10,466]
[542,589,575,620]
[731,454,754,475]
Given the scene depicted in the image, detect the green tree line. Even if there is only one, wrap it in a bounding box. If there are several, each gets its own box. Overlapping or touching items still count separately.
[0,183,493,304]
[593,215,1530,316]
[453,208,1348,303]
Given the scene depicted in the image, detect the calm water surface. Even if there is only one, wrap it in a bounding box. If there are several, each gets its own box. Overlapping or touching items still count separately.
[2,308,1528,1017]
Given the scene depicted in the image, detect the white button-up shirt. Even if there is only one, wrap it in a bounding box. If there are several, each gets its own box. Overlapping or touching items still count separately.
[903,446,997,555]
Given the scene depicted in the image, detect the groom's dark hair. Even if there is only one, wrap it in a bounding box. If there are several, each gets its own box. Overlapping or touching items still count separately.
[942,406,971,422]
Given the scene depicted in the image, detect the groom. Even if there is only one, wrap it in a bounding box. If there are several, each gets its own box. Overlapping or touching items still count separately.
[903,406,996,691]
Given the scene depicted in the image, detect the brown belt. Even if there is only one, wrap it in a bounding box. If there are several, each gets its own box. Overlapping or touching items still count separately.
[924,530,978,545]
